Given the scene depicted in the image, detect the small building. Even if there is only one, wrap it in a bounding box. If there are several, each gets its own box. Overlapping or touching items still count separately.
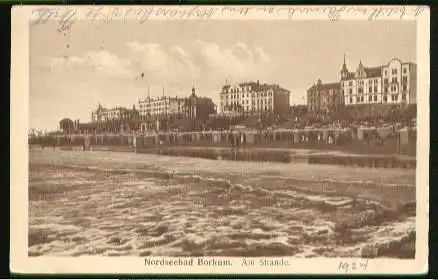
[307,79,342,115]
[183,86,216,121]
[91,104,139,123]
[91,104,123,122]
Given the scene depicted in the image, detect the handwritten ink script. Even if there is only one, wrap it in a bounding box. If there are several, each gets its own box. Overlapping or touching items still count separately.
[31,7,78,32]
[338,260,369,273]
[30,5,427,33]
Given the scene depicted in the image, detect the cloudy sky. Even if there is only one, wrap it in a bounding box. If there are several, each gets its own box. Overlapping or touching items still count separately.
[30,20,416,131]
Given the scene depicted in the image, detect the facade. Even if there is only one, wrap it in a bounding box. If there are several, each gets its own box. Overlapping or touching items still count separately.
[183,87,217,120]
[91,104,139,122]
[307,79,342,114]
[341,57,417,106]
[219,80,290,117]
[137,86,216,121]
[138,95,185,119]
[121,107,140,121]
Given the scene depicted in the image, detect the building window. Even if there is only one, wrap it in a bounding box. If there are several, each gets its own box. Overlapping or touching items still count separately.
[402,76,408,84]
[349,81,353,86]
[384,78,388,85]
[403,68,407,74]
[361,96,364,102]
[374,95,377,101]
[369,87,372,93]
[374,86,378,93]
[358,88,363,94]
[392,69,398,75]
[383,95,387,102]
[384,70,388,75]
[392,77,398,83]
[348,89,352,95]
[403,84,407,91]
[402,94,406,101]
[349,97,352,103]
[384,87,388,93]
[368,95,372,102]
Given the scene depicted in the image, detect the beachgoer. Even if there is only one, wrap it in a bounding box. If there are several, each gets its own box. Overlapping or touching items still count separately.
[328,136,334,144]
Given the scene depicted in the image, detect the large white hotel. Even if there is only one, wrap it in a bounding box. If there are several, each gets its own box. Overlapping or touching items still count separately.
[219,80,290,117]
[341,57,417,106]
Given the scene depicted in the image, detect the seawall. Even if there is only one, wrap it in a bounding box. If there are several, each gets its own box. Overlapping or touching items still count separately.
[29,127,416,169]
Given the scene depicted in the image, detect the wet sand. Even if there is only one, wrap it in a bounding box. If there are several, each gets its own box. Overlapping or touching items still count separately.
[29,149,416,258]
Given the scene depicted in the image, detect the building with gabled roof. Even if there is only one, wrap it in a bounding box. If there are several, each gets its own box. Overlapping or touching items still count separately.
[219,80,290,117]
[340,56,417,106]
[307,79,342,115]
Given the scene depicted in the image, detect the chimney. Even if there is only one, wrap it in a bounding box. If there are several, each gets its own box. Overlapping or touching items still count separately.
[257,80,259,85]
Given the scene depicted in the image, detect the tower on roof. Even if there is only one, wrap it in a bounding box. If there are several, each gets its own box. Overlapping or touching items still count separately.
[340,52,349,80]
[191,81,196,97]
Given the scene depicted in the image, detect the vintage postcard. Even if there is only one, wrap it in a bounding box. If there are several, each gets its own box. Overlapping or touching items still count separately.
[11,5,429,274]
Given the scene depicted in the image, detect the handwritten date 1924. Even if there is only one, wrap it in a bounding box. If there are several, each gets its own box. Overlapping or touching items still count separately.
[338,260,369,273]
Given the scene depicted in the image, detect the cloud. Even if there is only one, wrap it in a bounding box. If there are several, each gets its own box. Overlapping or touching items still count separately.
[125,40,275,90]
[126,41,201,86]
[191,39,274,82]
[48,51,132,77]
[32,41,275,130]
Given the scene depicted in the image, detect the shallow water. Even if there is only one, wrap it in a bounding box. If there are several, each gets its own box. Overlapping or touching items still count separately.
[28,149,416,258]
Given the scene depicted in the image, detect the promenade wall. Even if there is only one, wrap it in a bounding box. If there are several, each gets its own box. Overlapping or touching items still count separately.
[29,127,416,157]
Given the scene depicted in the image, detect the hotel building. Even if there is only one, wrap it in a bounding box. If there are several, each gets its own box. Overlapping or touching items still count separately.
[307,79,342,114]
[91,104,139,122]
[341,57,417,106]
[137,86,216,120]
[138,95,185,119]
[219,80,290,117]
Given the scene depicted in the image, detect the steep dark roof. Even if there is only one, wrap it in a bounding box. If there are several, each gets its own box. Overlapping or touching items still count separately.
[238,82,290,92]
[238,82,259,88]
[222,81,290,93]
[197,97,215,104]
[347,72,355,79]
[364,66,382,78]
[308,82,340,92]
